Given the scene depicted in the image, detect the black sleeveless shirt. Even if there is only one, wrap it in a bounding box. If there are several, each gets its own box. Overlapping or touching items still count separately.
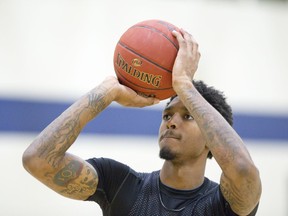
[86,158,258,216]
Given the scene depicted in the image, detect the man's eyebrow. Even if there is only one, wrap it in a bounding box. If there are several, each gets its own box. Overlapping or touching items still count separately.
[163,106,172,112]
[163,106,189,113]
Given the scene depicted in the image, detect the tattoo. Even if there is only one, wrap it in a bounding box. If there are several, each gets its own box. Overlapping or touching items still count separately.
[220,174,258,214]
[220,178,237,206]
[43,161,98,197]
[87,90,108,115]
[54,161,83,186]
[36,87,108,167]
[37,115,81,167]
[58,164,98,196]
[183,88,242,165]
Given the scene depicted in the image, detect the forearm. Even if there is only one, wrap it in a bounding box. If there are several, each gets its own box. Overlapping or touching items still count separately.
[177,84,251,167]
[23,83,113,168]
[23,74,158,169]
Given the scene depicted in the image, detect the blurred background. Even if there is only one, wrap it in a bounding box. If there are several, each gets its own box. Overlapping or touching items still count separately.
[0,0,288,215]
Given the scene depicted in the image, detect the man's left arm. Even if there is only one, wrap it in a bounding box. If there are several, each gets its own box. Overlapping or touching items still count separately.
[172,29,261,215]
[182,84,261,215]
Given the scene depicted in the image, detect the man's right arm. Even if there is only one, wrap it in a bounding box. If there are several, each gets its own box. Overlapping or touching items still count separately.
[22,76,159,200]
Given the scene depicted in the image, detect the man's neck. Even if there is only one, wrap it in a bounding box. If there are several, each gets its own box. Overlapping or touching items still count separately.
[160,157,207,190]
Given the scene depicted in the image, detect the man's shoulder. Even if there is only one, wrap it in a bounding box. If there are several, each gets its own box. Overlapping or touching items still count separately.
[86,157,158,182]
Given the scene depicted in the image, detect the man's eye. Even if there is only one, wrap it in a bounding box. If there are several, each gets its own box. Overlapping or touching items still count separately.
[163,114,171,121]
[184,114,194,120]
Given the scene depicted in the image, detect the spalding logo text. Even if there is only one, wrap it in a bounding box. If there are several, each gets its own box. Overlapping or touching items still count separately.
[115,53,162,88]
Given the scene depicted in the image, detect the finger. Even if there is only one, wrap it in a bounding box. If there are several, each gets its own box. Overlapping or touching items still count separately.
[173,29,194,51]
[134,94,160,107]
[172,29,181,37]
[181,30,193,54]
[124,87,160,106]
[172,30,184,45]
[180,29,196,49]
[182,30,200,59]
[191,36,199,56]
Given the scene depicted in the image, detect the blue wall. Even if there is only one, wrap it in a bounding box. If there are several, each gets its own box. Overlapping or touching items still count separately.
[1,98,287,141]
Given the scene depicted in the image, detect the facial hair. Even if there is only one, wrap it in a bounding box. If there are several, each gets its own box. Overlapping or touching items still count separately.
[159,146,177,161]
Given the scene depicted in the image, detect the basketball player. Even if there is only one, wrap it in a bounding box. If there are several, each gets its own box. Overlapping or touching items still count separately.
[22,29,261,215]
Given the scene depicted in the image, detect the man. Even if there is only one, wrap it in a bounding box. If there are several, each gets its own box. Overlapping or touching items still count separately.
[22,29,261,215]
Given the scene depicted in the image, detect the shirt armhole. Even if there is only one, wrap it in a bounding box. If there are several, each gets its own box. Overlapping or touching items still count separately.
[85,158,141,216]
[84,158,130,203]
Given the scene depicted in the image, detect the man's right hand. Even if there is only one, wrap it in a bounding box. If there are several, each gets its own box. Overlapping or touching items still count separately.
[102,76,160,107]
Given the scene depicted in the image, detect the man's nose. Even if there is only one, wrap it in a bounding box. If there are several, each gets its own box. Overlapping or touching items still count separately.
[166,113,181,129]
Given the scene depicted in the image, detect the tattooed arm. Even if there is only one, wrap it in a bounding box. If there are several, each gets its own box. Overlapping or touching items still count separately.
[22,77,159,200]
[171,30,261,215]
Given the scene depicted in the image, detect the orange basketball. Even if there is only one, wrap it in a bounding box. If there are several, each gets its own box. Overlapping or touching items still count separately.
[113,19,180,100]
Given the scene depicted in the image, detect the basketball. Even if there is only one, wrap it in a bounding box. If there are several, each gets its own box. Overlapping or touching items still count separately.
[113,19,180,100]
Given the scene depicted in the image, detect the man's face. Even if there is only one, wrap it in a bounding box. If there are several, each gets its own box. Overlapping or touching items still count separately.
[158,97,208,163]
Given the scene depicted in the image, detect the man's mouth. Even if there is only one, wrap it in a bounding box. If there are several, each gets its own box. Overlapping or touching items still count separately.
[160,130,181,141]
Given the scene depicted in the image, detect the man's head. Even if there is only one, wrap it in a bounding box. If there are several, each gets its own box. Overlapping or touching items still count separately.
[158,80,233,161]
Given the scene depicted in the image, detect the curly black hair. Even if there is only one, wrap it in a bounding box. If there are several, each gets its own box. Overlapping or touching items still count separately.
[166,80,233,159]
